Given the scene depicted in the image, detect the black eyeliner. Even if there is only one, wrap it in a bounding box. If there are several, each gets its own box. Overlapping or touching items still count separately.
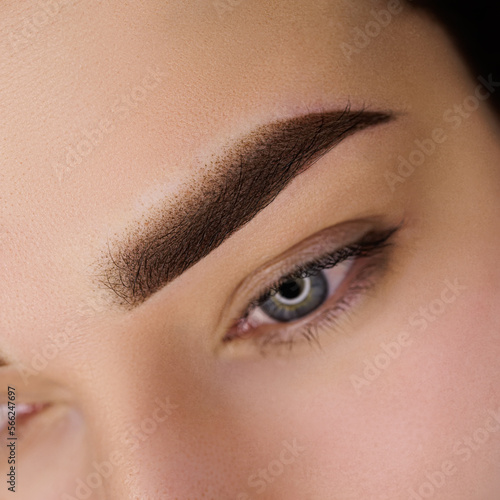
[250,225,400,310]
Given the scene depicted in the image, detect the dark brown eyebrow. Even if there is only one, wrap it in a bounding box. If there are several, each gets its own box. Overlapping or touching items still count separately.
[96,106,394,308]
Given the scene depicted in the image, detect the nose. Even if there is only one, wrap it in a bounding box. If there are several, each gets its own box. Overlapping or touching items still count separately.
[59,333,249,500]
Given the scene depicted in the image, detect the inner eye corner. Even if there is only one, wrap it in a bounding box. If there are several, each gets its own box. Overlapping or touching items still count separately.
[222,222,401,350]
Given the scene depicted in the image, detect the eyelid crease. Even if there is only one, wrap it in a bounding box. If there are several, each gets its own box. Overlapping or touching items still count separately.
[249,227,398,312]
[218,217,403,331]
[223,244,392,352]
[98,107,396,308]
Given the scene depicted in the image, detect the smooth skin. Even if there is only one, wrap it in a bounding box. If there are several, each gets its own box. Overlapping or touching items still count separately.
[1,0,500,498]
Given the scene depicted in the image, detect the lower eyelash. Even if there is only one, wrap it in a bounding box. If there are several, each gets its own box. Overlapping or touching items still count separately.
[221,222,403,355]
[250,258,383,356]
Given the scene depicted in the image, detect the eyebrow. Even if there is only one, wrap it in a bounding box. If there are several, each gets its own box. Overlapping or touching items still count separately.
[97,106,394,308]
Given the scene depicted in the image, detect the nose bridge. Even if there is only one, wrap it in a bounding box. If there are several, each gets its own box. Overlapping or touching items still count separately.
[41,324,308,499]
[77,383,192,499]
[68,343,233,499]
[81,391,249,499]
[59,309,279,498]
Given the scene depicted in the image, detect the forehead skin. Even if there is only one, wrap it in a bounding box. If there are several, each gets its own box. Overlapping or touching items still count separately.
[0,0,453,333]
[1,0,500,499]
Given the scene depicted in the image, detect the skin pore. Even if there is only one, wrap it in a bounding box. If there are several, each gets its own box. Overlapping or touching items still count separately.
[1,0,500,498]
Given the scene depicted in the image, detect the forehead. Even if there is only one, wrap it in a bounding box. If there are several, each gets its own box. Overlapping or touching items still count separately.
[0,0,423,213]
[0,1,439,335]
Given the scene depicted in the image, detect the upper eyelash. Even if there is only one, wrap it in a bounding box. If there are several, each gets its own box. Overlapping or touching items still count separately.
[247,226,399,313]
[252,259,382,354]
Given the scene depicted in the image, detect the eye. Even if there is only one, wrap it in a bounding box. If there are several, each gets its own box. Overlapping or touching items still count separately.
[255,260,353,323]
[0,373,82,497]
[0,401,48,438]
[222,223,402,352]
[261,273,329,322]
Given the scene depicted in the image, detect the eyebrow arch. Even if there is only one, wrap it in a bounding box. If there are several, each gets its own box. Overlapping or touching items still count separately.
[97,105,394,308]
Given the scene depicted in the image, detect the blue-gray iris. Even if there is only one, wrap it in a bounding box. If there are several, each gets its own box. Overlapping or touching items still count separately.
[261,272,329,322]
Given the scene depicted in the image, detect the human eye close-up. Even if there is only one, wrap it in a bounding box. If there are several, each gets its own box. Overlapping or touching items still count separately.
[1,0,500,498]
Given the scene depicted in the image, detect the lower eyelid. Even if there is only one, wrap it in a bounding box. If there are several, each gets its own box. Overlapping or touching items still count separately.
[227,251,384,348]
[252,257,385,353]
[221,223,402,352]
[249,258,355,328]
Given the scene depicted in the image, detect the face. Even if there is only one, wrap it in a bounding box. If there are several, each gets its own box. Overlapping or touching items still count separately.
[1,0,500,498]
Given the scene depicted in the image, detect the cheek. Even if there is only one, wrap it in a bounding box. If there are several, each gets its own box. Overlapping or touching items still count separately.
[209,267,500,498]
[292,289,500,498]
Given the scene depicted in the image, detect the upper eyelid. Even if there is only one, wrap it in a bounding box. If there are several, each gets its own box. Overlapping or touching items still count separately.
[218,219,398,331]
[99,109,395,308]
[249,227,398,312]
[220,221,377,318]
[250,246,359,310]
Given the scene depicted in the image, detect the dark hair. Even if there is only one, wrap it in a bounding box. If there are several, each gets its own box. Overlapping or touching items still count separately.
[410,0,500,111]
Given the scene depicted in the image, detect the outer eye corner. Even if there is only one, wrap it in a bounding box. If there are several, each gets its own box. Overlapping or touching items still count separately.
[222,223,401,353]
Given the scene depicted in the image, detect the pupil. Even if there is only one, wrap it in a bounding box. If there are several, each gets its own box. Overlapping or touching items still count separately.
[278,279,303,299]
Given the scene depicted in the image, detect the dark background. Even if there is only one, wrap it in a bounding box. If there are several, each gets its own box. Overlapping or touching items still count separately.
[411,0,500,111]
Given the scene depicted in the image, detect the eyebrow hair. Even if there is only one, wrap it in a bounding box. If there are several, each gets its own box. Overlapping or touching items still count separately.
[97,106,394,308]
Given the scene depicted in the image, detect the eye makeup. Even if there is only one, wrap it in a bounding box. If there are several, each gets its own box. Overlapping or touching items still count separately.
[221,220,403,356]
